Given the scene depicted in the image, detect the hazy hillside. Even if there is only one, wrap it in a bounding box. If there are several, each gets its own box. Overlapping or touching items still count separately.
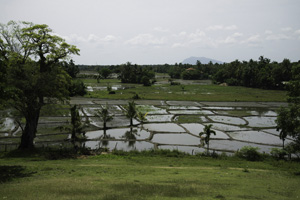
[182,56,224,65]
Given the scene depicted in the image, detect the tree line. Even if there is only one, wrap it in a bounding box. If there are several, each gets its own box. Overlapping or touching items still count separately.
[79,57,299,90]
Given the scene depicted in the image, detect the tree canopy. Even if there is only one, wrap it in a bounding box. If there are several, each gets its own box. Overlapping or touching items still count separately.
[0,21,79,148]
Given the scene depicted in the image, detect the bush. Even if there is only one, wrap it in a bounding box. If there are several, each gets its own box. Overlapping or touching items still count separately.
[270,148,287,160]
[69,80,87,96]
[141,76,151,86]
[132,93,141,99]
[236,146,262,161]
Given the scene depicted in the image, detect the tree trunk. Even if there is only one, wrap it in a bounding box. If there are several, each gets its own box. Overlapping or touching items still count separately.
[207,142,210,155]
[103,121,107,130]
[130,118,133,127]
[19,108,40,149]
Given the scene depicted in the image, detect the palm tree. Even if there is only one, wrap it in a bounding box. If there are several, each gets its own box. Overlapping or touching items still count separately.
[137,112,148,128]
[199,124,216,155]
[124,101,137,126]
[70,105,85,140]
[95,103,114,130]
[122,127,139,147]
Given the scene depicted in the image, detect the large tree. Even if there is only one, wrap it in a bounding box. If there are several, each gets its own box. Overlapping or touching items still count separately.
[0,21,79,149]
[276,64,300,155]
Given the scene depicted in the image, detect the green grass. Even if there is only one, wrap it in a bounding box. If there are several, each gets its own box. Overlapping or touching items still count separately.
[82,78,287,102]
[1,150,300,200]
[175,115,209,123]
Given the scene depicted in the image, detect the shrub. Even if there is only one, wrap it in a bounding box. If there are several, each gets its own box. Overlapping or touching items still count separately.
[132,93,141,99]
[270,148,287,160]
[236,146,261,161]
[69,80,87,96]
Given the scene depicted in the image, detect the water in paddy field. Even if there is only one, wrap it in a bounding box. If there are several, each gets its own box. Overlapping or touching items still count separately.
[0,100,290,154]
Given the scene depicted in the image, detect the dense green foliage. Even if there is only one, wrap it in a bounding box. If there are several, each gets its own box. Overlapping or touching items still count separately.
[98,68,112,79]
[276,64,300,156]
[213,57,297,89]
[118,62,155,86]
[78,56,298,90]
[0,21,79,148]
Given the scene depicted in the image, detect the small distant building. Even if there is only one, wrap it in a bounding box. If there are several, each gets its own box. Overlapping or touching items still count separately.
[186,68,196,71]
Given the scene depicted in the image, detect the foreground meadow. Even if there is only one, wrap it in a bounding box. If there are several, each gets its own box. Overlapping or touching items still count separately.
[1,150,300,200]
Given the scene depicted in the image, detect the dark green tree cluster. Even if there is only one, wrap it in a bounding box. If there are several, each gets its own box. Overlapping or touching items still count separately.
[276,64,300,156]
[62,60,86,96]
[118,62,155,86]
[98,68,112,79]
[0,21,79,149]
[168,61,219,80]
[213,56,294,89]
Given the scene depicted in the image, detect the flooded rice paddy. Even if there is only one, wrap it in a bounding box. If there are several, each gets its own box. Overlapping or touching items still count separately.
[0,98,290,154]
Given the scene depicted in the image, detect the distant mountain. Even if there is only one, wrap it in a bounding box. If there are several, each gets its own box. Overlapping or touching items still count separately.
[182,56,224,65]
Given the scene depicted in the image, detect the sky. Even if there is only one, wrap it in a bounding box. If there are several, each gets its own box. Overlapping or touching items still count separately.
[1,0,300,65]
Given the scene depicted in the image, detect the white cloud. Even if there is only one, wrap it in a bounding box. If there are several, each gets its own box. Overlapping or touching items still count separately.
[179,31,187,36]
[188,29,206,40]
[88,34,99,43]
[266,34,290,41]
[206,25,237,31]
[154,27,169,32]
[125,34,165,46]
[220,36,237,44]
[60,33,118,45]
[206,25,224,31]
[233,32,243,37]
[101,35,118,42]
[265,30,273,35]
[241,34,262,46]
[281,27,292,32]
[225,25,238,30]
[295,29,300,34]
[171,43,186,48]
[63,34,87,44]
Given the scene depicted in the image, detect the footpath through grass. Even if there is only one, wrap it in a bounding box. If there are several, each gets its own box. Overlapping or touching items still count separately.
[1,150,300,200]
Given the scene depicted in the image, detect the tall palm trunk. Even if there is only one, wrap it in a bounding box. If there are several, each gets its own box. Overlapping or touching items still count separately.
[130,118,133,127]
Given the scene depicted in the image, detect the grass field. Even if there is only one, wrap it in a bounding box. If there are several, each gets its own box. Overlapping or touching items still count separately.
[81,78,287,102]
[1,150,300,200]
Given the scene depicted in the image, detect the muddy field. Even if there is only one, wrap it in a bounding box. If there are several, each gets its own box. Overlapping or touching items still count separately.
[0,97,290,154]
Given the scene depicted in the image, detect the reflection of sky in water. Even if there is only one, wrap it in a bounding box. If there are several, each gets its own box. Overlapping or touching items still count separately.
[145,115,173,122]
[152,133,199,145]
[243,116,277,127]
[208,116,247,125]
[227,131,283,145]
[261,129,294,140]
[143,123,185,132]
[0,118,16,132]
[168,106,200,110]
[181,123,229,139]
[85,128,150,140]
[159,145,205,155]
[203,123,250,132]
[169,110,214,115]
[1,101,286,154]
[136,105,168,114]
[209,140,279,153]
[203,107,242,110]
